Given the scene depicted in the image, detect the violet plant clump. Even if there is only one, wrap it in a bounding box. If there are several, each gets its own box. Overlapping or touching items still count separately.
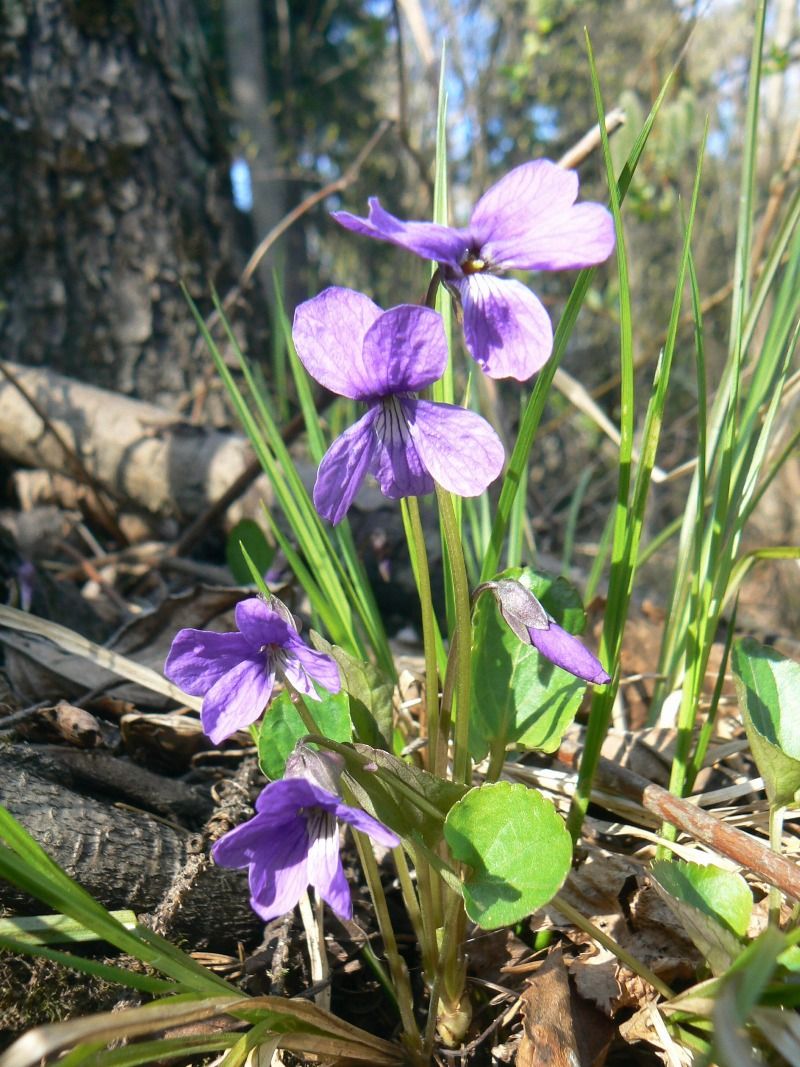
[333,160,614,380]
[165,151,615,1056]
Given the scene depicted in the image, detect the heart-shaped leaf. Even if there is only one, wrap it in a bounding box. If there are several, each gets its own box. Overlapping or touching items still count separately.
[310,633,393,749]
[444,782,572,929]
[469,568,587,760]
[650,860,750,975]
[258,689,351,780]
[731,638,800,807]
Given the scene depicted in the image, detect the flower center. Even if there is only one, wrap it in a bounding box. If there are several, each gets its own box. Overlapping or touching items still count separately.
[376,394,411,443]
[459,249,488,275]
[303,806,337,841]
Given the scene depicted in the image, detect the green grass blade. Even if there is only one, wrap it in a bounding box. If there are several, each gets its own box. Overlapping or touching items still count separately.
[480,61,676,582]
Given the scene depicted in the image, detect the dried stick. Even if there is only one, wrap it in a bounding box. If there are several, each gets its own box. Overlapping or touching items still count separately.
[204,119,391,339]
[557,738,800,901]
[557,108,626,170]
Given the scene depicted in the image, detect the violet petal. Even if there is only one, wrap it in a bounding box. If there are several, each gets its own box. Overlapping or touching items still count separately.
[234,598,293,648]
[361,305,448,394]
[164,628,253,695]
[246,818,311,921]
[335,801,401,848]
[314,407,379,524]
[403,398,505,497]
[473,161,614,271]
[255,777,340,815]
[201,656,274,744]
[293,287,383,400]
[528,620,611,684]
[332,198,469,267]
[469,160,579,252]
[458,275,553,380]
[282,633,342,698]
[307,813,352,919]
[371,398,434,499]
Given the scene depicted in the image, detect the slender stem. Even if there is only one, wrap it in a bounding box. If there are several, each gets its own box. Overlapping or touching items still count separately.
[404,497,441,775]
[423,889,465,1056]
[286,684,320,734]
[424,268,443,310]
[486,739,507,783]
[437,487,473,785]
[769,805,785,926]
[553,894,673,999]
[352,829,422,1054]
[393,846,437,981]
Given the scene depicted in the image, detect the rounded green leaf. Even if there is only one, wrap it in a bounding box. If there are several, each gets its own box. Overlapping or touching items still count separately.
[258,689,351,780]
[732,638,800,806]
[444,782,572,929]
[650,860,751,975]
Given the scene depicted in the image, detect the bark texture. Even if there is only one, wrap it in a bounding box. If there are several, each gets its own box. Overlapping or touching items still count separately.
[0,0,248,405]
[0,746,261,951]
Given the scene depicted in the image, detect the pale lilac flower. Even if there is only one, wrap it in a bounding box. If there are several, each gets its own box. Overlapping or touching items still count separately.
[164,597,341,745]
[333,160,615,381]
[292,287,505,524]
[477,578,610,685]
[212,749,399,922]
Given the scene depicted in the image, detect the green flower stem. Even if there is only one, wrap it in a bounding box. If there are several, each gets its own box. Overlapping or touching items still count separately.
[393,846,436,981]
[437,487,473,785]
[409,840,443,962]
[553,894,673,999]
[403,497,442,776]
[351,827,422,1057]
[286,685,320,735]
[424,268,443,310]
[769,805,786,926]
[485,739,507,783]
[423,889,467,1056]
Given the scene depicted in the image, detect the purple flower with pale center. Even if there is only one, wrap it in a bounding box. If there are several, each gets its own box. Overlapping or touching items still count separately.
[212,773,399,922]
[292,287,505,524]
[332,160,615,381]
[164,597,341,745]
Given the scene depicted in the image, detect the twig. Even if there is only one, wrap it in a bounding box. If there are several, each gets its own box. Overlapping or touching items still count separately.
[557,738,800,901]
[202,119,391,341]
[557,108,626,170]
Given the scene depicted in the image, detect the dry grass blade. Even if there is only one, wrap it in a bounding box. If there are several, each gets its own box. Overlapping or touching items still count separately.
[0,604,200,711]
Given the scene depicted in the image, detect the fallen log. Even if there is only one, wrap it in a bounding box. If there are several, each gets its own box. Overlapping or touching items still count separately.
[0,746,260,951]
[0,361,273,523]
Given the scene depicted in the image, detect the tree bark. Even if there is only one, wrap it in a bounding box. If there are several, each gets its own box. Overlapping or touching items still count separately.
[0,0,254,405]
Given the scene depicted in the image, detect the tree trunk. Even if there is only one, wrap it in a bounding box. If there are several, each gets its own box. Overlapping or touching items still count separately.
[0,0,256,406]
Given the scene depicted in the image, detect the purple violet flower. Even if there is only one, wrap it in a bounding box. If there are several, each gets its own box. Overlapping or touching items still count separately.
[212,753,399,922]
[477,578,610,685]
[292,287,505,524]
[164,597,341,745]
[527,619,611,685]
[332,160,615,381]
